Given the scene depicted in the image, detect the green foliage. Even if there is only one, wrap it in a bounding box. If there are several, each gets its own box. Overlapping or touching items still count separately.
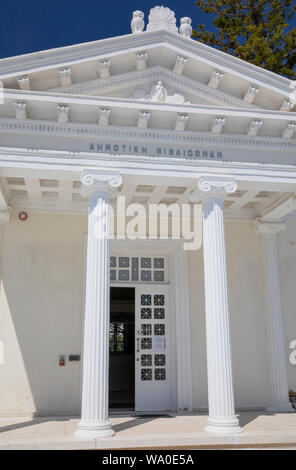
[193,0,296,78]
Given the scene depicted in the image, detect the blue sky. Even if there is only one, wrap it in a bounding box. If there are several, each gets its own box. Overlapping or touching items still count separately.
[0,1,295,59]
[0,0,213,58]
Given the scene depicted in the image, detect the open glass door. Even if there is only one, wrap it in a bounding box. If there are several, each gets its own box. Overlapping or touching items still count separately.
[135,285,171,411]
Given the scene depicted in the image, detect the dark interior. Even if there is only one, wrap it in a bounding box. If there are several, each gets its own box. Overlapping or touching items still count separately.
[109,287,135,408]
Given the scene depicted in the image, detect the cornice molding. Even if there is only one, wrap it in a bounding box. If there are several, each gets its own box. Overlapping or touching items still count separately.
[0,30,292,99]
[3,88,294,121]
[47,66,259,110]
[0,118,296,153]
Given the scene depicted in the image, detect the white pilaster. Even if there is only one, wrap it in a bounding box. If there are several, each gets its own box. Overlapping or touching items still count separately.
[256,220,293,412]
[197,177,242,434]
[0,210,9,242]
[75,171,122,439]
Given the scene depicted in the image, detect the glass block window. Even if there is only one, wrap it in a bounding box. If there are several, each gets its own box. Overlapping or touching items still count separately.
[141,270,151,282]
[154,295,165,306]
[119,270,129,281]
[138,290,168,385]
[155,354,166,366]
[141,294,151,305]
[119,257,129,267]
[155,368,166,380]
[141,368,152,381]
[154,324,165,335]
[141,354,152,366]
[141,337,152,349]
[141,308,152,319]
[141,324,152,336]
[109,255,168,283]
[110,257,116,268]
[154,308,165,319]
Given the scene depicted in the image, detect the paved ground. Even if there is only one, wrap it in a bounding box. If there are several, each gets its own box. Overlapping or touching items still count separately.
[0,411,295,450]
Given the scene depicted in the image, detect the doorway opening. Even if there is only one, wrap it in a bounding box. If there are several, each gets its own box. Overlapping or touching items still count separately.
[109,287,135,409]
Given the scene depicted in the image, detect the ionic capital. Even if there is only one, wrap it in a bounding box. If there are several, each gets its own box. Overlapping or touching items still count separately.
[80,171,122,200]
[191,177,237,202]
[255,219,287,235]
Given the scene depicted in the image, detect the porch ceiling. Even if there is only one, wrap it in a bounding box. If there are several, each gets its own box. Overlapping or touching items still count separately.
[0,169,295,221]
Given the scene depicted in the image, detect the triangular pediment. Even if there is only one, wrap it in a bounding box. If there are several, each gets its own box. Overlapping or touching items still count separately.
[0,29,295,113]
[47,66,256,109]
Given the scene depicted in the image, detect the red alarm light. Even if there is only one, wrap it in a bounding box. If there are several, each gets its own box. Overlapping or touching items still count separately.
[19,212,28,221]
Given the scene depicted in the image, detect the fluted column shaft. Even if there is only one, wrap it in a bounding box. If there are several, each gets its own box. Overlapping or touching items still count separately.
[256,221,293,412]
[198,177,242,434]
[75,171,122,439]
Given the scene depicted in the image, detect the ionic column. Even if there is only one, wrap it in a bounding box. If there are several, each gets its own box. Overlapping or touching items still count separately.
[198,177,242,434]
[256,220,293,412]
[75,171,122,439]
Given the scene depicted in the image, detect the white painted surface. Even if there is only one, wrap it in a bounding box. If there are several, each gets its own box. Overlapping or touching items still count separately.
[76,172,121,438]
[135,285,171,411]
[199,177,241,434]
[0,214,296,416]
[256,221,293,412]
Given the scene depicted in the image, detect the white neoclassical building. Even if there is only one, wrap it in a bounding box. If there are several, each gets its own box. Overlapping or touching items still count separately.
[0,6,295,439]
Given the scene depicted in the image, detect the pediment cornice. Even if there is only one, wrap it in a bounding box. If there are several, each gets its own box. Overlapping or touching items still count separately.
[0,30,293,101]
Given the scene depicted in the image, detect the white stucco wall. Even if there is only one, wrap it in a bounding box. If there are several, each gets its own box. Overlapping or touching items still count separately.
[277,222,296,395]
[188,220,296,411]
[0,211,87,416]
[0,213,295,416]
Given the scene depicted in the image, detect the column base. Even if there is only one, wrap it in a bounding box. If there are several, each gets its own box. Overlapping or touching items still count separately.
[75,419,115,439]
[205,416,242,435]
[266,401,295,413]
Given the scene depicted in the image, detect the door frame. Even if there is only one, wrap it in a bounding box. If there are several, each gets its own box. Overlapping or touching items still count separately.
[109,239,193,412]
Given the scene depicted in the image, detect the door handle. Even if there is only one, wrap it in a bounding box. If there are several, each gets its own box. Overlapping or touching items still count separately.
[136,337,140,353]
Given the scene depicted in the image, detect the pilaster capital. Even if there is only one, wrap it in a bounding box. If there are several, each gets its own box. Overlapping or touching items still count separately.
[80,171,122,199]
[255,219,287,235]
[0,210,10,224]
[190,177,237,202]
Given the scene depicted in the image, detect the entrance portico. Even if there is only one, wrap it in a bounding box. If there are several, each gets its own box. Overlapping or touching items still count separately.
[0,5,295,439]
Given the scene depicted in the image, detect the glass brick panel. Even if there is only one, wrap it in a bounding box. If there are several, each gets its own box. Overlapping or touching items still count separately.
[154,258,164,269]
[141,324,152,336]
[154,271,164,282]
[110,269,116,281]
[154,308,165,319]
[119,257,129,267]
[141,368,152,381]
[110,257,116,268]
[141,270,152,282]
[154,324,165,335]
[141,294,151,305]
[119,270,129,281]
[154,294,165,306]
[155,354,166,366]
[141,308,152,319]
[141,257,151,268]
[141,354,152,366]
[155,368,166,380]
[141,337,152,349]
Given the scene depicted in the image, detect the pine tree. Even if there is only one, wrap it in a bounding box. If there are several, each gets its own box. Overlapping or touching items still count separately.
[193,0,296,78]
